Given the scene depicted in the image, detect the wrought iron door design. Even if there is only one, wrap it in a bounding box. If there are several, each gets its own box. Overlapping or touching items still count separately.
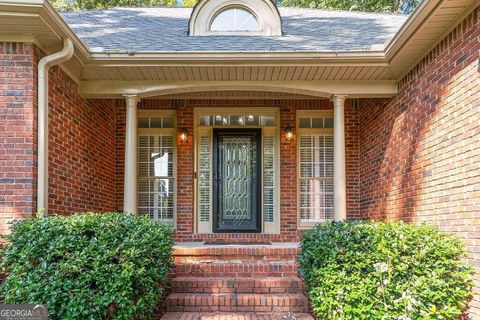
[213,129,261,232]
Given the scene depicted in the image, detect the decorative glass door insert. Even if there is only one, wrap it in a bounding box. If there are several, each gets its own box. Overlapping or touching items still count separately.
[213,129,261,232]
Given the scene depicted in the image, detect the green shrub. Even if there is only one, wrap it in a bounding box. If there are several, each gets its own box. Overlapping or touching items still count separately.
[299,221,473,320]
[0,212,173,320]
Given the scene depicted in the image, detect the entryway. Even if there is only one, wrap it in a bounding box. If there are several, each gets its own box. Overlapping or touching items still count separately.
[195,108,280,235]
[213,129,261,233]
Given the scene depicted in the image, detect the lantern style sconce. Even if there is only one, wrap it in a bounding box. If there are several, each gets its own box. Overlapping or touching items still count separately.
[179,127,188,143]
[284,125,294,141]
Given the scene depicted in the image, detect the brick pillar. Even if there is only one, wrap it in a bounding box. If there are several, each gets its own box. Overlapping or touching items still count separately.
[279,105,297,239]
[175,102,194,239]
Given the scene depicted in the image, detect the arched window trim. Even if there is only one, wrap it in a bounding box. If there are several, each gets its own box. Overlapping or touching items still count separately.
[189,0,282,36]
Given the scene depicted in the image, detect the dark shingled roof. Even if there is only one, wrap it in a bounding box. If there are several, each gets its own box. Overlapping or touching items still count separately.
[61,7,407,53]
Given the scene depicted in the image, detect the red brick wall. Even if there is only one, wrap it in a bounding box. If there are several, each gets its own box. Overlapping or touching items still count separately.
[114,99,360,241]
[359,8,479,316]
[0,42,40,233]
[0,42,116,232]
[47,66,116,215]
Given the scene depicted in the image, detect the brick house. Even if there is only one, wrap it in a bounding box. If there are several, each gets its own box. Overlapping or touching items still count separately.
[0,0,479,318]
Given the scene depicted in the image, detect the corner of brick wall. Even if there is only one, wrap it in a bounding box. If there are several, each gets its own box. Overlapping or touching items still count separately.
[1,42,117,231]
[47,65,116,215]
[0,42,40,233]
[359,8,480,316]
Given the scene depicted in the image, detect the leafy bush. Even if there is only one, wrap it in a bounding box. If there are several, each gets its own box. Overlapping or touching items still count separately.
[0,212,173,320]
[299,221,473,319]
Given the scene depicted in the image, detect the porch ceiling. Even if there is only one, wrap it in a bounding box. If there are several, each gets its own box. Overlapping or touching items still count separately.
[79,64,394,82]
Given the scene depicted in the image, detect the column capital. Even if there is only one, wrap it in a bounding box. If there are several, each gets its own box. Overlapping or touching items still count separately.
[123,94,140,106]
[331,95,348,105]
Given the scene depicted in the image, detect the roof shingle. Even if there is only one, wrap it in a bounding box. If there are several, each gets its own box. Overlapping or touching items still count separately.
[61,7,407,52]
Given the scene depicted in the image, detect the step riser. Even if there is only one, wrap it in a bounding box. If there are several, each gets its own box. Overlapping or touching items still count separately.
[165,295,309,313]
[161,312,314,320]
[171,287,304,294]
[173,264,298,278]
[174,247,300,255]
[174,255,298,263]
[166,306,309,312]
[171,278,305,294]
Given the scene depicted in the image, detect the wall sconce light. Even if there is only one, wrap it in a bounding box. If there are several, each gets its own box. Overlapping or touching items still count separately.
[284,125,294,141]
[179,127,188,143]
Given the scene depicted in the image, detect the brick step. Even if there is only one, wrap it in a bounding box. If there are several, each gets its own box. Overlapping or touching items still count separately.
[173,246,299,261]
[161,311,314,320]
[174,255,298,264]
[164,293,309,312]
[171,277,306,294]
[173,261,299,277]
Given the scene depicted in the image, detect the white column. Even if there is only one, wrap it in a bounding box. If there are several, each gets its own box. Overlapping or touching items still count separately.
[123,95,139,213]
[332,95,347,221]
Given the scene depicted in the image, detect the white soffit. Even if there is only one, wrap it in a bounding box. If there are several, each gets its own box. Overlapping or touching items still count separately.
[386,0,477,78]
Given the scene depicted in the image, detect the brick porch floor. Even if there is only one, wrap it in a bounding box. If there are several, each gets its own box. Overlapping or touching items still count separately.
[159,242,313,320]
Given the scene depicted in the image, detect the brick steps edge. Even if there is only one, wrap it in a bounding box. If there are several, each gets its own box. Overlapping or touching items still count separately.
[161,311,314,320]
[165,292,309,312]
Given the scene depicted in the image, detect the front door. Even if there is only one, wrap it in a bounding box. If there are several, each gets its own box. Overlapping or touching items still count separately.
[213,129,261,233]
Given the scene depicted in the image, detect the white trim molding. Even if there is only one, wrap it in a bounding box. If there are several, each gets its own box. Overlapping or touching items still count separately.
[188,0,282,36]
[78,80,397,99]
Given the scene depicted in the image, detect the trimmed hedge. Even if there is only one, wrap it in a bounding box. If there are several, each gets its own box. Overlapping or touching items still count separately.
[0,212,173,320]
[299,221,473,320]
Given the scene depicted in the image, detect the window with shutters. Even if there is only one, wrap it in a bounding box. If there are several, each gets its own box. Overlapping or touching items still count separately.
[297,110,334,228]
[137,110,176,225]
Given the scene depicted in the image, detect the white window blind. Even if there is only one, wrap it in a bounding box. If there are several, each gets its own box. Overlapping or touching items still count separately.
[138,133,175,223]
[298,112,334,226]
[198,135,211,222]
[263,135,275,223]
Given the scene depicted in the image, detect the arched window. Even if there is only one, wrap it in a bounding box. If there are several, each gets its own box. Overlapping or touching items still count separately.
[210,7,260,32]
[189,0,282,36]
